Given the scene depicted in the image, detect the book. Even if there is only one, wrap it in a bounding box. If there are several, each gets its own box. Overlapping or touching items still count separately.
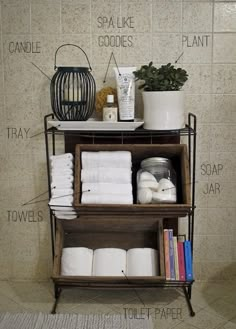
[168,229,175,280]
[184,240,193,281]
[173,236,179,280]
[164,229,170,280]
[177,241,186,281]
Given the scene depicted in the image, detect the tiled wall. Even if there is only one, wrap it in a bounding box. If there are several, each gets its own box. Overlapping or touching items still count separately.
[0,0,235,281]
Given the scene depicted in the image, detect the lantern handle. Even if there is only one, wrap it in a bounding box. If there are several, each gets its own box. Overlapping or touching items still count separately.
[54,44,92,71]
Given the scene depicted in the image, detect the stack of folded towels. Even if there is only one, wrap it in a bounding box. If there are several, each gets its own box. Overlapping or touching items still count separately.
[61,247,158,276]
[49,153,77,220]
[81,151,133,204]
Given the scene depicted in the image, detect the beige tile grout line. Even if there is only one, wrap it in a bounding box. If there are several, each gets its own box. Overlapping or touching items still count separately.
[150,0,153,62]
[60,0,62,35]
[90,0,92,64]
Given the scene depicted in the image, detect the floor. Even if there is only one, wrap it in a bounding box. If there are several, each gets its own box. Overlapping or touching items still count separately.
[0,281,235,329]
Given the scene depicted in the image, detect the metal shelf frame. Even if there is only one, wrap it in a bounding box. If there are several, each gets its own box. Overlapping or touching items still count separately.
[44,113,197,316]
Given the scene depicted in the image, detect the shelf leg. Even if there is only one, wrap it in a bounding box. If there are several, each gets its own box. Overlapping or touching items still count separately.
[188,286,192,299]
[51,286,61,314]
[183,287,195,317]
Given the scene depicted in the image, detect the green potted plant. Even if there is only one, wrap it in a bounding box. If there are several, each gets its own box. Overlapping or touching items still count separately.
[133,62,188,130]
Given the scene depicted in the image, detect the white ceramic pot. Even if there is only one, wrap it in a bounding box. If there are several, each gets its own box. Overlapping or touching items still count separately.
[142,90,184,130]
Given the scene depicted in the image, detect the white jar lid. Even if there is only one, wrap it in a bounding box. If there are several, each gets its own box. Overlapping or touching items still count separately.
[141,157,170,169]
[107,94,114,103]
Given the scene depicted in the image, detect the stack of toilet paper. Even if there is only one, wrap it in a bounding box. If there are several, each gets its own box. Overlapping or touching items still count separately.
[61,247,158,277]
[137,171,177,204]
[81,151,133,204]
[49,153,77,220]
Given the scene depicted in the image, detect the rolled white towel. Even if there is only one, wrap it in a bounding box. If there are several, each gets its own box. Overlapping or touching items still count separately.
[54,210,77,215]
[82,183,132,195]
[81,168,131,183]
[51,168,73,176]
[50,153,73,161]
[51,161,73,170]
[51,181,73,189]
[81,192,133,204]
[51,188,74,197]
[50,205,75,211]
[61,247,93,276]
[51,175,74,183]
[54,212,77,220]
[82,151,131,169]
[49,195,73,206]
[93,248,126,276]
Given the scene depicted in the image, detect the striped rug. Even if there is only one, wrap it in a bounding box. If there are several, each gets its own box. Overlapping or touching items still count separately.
[0,313,153,329]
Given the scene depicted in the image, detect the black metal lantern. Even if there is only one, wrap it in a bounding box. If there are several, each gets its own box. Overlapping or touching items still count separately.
[50,44,96,121]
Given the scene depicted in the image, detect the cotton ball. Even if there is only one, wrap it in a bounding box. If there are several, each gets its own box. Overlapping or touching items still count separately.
[138,180,159,191]
[152,191,176,203]
[158,178,175,191]
[139,171,157,183]
[138,188,152,204]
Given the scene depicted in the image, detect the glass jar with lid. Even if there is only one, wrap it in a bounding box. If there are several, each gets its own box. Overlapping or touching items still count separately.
[137,157,177,204]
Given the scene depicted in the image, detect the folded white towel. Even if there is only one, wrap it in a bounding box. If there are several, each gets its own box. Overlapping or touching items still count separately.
[82,151,131,169]
[51,188,74,197]
[81,192,133,204]
[50,153,73,161]
[81,168,131,183]
[51,168,73,176]
[82,183,132,195]
[51,181,73,189]
[49,195,73,206]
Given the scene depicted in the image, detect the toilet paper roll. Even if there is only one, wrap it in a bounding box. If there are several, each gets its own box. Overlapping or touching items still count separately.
[127,248,158,276]
[93,248,126,276]
[61,247,93,276]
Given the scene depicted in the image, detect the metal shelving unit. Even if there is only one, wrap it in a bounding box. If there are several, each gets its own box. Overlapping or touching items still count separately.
[44,112,197,316]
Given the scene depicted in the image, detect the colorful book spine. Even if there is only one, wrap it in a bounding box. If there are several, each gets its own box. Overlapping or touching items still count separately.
[184,240,193,281]
[169,229,175,280]
[177,242,186,281]
[164,229,170,280]
[173,236,179,280]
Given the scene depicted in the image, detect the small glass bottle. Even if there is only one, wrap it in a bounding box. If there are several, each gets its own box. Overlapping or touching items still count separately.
[103,95,118,122]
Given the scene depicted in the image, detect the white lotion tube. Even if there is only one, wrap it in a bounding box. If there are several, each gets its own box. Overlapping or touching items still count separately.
[114,67,136,121]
